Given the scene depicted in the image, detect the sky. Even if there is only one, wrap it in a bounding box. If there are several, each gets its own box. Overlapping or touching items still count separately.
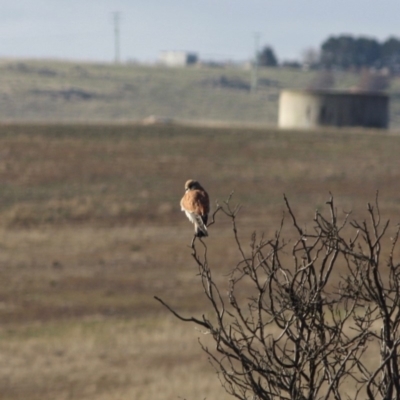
[1,0,400,64]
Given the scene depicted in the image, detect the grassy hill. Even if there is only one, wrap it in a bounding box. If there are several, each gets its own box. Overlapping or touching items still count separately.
[2,58,400,128]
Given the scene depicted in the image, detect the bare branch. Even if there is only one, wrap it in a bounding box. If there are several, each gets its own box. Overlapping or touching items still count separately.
[156,193,400,400]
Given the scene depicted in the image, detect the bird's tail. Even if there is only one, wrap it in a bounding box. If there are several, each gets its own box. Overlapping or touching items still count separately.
[194,214,208,237]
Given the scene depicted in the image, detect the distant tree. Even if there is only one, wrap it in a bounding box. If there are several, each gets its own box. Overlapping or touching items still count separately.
[281,60,301,69]
[381,37,400,72]
[258,46,278,67]
[320,35,380,69]
[354,37,381,67]
[320,35,355,69]
[319,34,400,71]
[301,47,320,69]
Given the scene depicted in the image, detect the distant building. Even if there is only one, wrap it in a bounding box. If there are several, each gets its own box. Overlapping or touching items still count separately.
[278,89,389,129]
[159,51,198,67]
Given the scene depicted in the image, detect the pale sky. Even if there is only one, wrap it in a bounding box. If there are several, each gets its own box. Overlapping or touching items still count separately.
[0,0,399,63]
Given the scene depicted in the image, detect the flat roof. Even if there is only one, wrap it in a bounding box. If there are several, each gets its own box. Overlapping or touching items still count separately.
[281,89,388,98]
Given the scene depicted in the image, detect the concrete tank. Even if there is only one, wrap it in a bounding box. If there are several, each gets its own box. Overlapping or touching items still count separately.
[278,89,389,129]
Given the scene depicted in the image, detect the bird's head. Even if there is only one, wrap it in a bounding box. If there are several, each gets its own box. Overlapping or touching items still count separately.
[184,179,202,191]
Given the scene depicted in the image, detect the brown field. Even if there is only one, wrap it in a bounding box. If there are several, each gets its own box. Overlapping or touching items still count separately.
[0,123,400,399]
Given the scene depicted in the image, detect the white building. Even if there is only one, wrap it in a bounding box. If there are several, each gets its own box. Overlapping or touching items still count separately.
[159,51,198,67]
[278,89,389,129]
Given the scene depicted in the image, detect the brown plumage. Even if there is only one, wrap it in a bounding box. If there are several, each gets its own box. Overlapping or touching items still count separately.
[180,179,210,237]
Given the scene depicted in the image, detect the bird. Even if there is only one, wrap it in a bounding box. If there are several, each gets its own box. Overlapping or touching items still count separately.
[180,179,210,238]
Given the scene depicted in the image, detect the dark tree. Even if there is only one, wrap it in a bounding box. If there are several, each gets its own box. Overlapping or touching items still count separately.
[320,35,381,69]
[281,61,301,69]
[381,37,400,72]
[156,193,400,400]
[321,35,356,68]
[354,37,381,67]
[258,46,278,67]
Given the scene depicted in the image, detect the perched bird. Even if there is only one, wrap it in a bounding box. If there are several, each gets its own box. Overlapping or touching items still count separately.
[180,179,210,237]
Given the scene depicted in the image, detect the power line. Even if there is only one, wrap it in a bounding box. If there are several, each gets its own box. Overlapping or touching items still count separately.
[113,12,121,64]
[251,32,261,93]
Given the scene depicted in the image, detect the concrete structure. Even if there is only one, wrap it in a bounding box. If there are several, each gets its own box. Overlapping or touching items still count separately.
[159,51,198,67]
[278,89,389,129]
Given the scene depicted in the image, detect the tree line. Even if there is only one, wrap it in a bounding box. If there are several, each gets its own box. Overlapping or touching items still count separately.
[258,35,400,72]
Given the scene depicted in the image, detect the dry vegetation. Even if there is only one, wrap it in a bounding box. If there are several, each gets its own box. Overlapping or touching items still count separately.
[2,59,400,127]
[0,123,399,399]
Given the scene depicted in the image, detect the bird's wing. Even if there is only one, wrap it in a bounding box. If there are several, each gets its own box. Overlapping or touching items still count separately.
[181,189,210,236]
[181,190,208,214]
[185,210,208,236]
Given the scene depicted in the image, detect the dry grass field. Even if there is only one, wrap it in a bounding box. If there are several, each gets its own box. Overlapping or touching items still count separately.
[2,59,400,128]
[0,122,400,399]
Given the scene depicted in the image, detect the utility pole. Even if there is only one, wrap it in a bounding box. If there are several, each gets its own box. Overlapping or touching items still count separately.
[251,32,260,93]
[113,12,121,64]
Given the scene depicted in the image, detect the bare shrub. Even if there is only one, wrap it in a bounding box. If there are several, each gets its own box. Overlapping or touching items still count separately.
[156,193,400,400]
[357,69,391,92]
[308,69,335,90]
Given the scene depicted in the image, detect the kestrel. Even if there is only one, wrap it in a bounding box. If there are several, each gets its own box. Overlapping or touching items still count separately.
[180,179,210,237]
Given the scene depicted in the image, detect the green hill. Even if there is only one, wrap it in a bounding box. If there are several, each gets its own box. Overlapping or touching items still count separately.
[1,59,400,128]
